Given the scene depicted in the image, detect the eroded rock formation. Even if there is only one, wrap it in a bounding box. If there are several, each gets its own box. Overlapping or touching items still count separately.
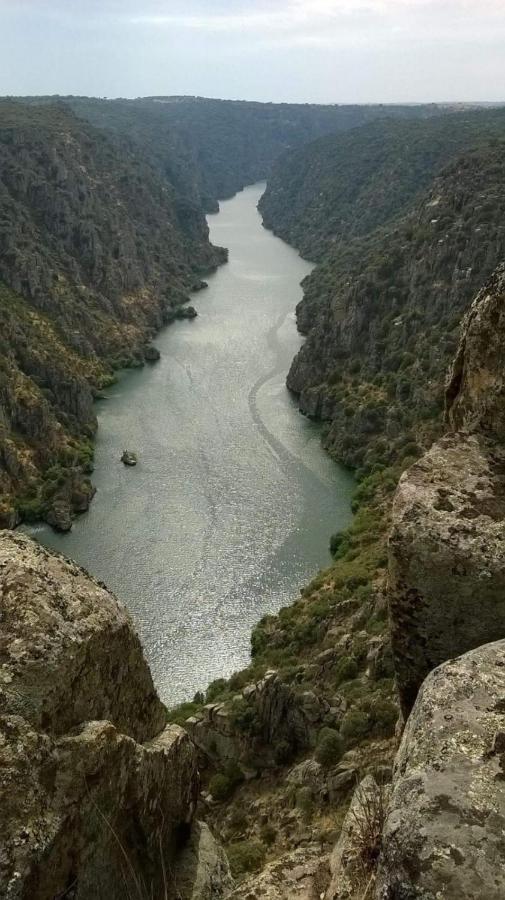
[389,264,505,715]
[0,531,227,899]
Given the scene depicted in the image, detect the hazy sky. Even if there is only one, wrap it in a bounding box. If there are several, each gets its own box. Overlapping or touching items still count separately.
[1,0,504,103]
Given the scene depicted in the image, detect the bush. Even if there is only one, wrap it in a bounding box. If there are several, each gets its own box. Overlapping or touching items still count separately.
[260,823,277,847]
[273,739,293,766]
[340,709,371,745]
[209,760,244,801]
[227,840,266,877]
[209,773,233,801]
[368,698,398,736]
[334,655,359,686]
[314,727,345,767]
[206,678,228,702]
[16,497,45,522]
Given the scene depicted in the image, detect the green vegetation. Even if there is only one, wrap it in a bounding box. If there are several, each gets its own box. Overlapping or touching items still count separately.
[260,108,505,260]
[208,761,244,802]
[314,727,345,767]
[226,840,266,878]
[59,96,446,210]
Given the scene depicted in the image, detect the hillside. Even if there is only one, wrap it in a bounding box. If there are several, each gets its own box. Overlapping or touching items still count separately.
[258,110,505,474]
[259,107,505,259]
[0,100,225,530]
[44,96,445,210]
[287,140,505,473]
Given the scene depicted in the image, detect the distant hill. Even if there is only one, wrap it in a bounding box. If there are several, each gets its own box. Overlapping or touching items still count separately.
[19,95,447,210]
[260,107,505,259]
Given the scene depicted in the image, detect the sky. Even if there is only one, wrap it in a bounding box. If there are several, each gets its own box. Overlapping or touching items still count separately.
[0,0,504,104]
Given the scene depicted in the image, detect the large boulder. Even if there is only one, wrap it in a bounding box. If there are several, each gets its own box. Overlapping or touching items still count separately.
[388,430,505,716]
[0,531,216,900]
[446,263,505,439]
[376,639,505,900]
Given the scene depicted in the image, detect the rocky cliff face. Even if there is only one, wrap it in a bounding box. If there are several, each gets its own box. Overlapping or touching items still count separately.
[389,264,505,715]
[258,109,505,478]
[0,530,230,899]
[285,140,505,476]
[369,263,505,897]
[259,108,505,261]
[0,101,225,529]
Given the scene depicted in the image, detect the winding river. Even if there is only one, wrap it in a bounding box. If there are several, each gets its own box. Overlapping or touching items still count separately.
[29,184,354,704]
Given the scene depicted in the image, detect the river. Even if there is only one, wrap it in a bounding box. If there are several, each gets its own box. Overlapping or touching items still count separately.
[29,183,354,704]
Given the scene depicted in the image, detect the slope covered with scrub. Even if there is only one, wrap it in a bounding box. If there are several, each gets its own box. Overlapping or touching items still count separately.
[51,95,445,209]
[0,100,225,529]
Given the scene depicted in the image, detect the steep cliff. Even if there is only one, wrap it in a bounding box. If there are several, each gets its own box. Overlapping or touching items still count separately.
[258,109,505,478]
[259,108,505,260]
[0,101,225,529]
[371,264,505,897]
[285,139,505,474]
[389,264,505,715]
[0,530,231,899]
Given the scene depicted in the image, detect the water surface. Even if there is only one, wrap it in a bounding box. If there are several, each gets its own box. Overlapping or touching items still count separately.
[30,184,354,703]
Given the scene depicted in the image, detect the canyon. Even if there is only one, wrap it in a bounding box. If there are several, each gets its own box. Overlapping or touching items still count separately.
[2,96,505,898]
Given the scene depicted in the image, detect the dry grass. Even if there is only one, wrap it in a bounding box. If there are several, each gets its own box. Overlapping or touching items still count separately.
[347,778,389,899]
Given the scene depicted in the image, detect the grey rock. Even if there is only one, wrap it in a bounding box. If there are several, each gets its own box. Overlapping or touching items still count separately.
[376,640,505,900]
[175,821,233,900]
[0,531,225,899]
[447,263,505,439]
[328,775,387,899]
[388,430,505,716]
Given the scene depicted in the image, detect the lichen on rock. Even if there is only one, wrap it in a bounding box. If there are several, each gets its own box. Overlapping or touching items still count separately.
[0,531,228,900]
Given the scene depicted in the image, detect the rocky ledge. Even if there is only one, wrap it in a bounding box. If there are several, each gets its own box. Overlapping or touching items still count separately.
[377,639,505,900]
[389,263,505,716]
[0,531,230,899]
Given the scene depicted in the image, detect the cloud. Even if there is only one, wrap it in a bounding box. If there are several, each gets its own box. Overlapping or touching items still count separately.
[0,0,504,101]
[124,0,505,47]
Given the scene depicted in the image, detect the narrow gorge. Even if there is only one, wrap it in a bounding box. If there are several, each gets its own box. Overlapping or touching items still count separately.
[2,96,505,900]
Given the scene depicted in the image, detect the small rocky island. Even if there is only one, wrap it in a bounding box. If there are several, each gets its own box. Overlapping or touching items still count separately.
[121,450,138,466]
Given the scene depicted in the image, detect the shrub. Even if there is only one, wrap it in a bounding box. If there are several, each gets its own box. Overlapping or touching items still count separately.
[340,709,371,745]
[226,840,266,877]
[315,727,345,767]
[209,773,234,802]
[209,760,244,802]
[260,823,277,847]
[273,739,293,766]
[16,497,45,522]
[334,656,358,687]
[295,786,314,814]
[166,699,202,727]
[206,678,228,702]
[368,698,398,736]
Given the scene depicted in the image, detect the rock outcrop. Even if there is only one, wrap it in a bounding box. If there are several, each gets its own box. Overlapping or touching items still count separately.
[388,264,505,715]
[0,531,227,899]
[446,264,505,439]
[328,775,387,900]
[376,640,505,900]
[388,429,505,715]
[187,670,336,769]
